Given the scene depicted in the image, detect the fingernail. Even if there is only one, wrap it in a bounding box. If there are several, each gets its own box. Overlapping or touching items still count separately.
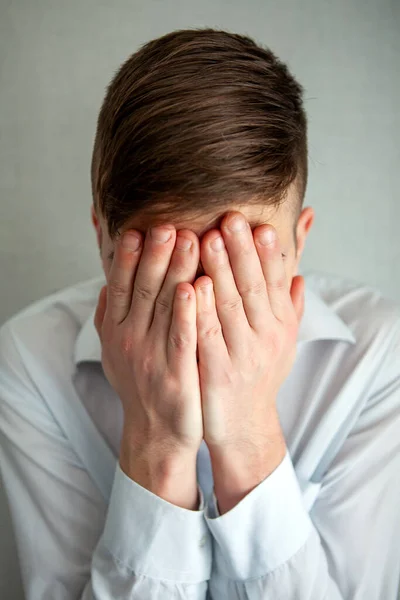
[210,236,225,251]
[258,228,275,246]
[150,226,173,243]
[228,215,246,232]
[122,232,141,251]
[176,235,193,251]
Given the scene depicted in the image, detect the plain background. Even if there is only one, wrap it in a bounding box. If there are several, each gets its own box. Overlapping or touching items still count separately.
[0,0,399,597]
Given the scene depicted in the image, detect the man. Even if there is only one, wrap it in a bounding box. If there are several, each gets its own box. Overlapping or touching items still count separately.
[0,28,399,600]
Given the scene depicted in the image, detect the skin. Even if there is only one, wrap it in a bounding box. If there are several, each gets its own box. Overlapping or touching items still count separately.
[93,185,314,512]
[92,192,313,288]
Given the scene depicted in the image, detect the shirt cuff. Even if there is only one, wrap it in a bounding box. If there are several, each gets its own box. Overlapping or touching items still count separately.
[204,450,313,580]
[100,461,212,583]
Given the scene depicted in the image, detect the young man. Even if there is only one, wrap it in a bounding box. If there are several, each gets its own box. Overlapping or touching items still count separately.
[0,28,399,600]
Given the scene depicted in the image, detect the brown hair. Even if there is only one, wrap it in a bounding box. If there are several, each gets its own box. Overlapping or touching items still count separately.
[91,28,308,239]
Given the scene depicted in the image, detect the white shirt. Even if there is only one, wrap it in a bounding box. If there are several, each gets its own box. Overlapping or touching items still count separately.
[0,269,399,600]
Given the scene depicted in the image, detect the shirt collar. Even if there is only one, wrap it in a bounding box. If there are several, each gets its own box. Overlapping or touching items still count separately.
[73,280,356,365]
[74,305,102,365]
[298,283,356,344]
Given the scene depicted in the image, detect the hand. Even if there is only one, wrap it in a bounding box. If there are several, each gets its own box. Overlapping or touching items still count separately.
[194,212,304,510]
[94,225,203,508]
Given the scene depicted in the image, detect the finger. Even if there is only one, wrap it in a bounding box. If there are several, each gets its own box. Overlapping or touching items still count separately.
[130,225,176,336]
[167,282,197,374]
[220,212,270,332]
[94,285,107,341]
[151,230,199,341]
[254,225,292,322]
[195,276,229,374]
[200,230,248,353]
[106,232,142,324]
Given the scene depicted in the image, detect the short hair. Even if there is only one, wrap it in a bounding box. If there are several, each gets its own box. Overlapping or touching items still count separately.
[91,28,308,239]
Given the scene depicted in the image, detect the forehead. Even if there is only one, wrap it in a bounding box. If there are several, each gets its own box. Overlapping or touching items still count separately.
[114,200,294,241]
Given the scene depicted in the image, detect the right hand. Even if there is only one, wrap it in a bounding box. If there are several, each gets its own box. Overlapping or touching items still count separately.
[94,225,203,467]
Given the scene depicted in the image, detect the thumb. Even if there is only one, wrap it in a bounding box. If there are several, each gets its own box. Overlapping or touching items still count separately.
[94,285,107,341]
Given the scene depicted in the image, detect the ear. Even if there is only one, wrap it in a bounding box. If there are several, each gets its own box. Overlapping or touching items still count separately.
[293,206,314,274]
[91,204,102,250]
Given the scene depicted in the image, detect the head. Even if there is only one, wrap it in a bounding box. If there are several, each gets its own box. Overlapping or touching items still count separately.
[91,28,314,286]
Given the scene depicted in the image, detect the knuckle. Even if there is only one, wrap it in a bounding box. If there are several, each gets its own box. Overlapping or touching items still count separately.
[133,283,155,302]
[155,295,171,315]
[240,279,265,298]
[169,330,191,353]
[199,322,222,341]
[142,353,156,376]
[120,331,135,356]
[267,276,286,291]
[220,294,243,313]
[109,281,129,298]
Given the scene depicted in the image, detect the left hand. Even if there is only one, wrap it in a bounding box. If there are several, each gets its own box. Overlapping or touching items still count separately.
[194,211,305,463]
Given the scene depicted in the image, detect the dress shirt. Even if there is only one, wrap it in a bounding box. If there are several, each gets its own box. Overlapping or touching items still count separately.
[0,269,399,599]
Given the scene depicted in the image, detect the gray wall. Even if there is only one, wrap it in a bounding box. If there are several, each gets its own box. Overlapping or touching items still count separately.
[0,0,399,597]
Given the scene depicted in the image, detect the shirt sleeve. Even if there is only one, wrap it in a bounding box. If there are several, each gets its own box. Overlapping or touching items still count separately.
[203,322,400,599]
[0,324,211,599]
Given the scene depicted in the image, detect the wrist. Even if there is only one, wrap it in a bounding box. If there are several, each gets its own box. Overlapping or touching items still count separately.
[120,436,199,510]
[209,423,286,515]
